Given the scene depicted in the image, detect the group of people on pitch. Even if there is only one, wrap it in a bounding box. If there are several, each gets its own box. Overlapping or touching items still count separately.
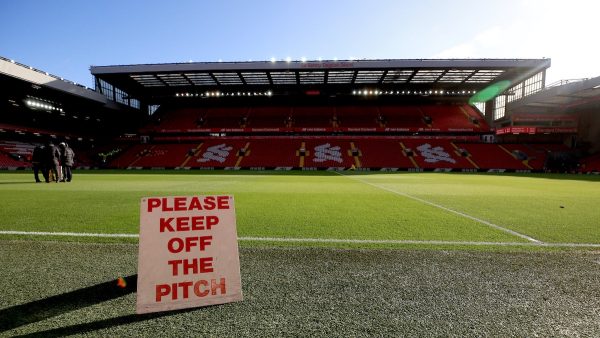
[31,140,75,183]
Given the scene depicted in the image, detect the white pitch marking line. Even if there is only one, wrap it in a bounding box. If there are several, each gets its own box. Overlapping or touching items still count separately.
[0,230,138,238]
[335,172,541,243]
[1,231,600,248]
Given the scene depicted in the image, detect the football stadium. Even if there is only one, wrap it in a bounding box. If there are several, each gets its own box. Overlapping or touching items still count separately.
[1,55,599,336]
[1,4,600,335]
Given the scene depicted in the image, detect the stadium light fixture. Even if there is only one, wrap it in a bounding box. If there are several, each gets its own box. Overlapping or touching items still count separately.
[270,57,276,63]
[285,57,292,63]
[301,57,307,62]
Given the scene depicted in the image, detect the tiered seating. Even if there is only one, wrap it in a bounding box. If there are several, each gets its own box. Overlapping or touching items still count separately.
[401,139,476,169]
[155,109,200,131]
[0,140,36,160]
[186,139,250,168]
[131,144,196,168]
[107,138,575,171]
[0,140,35,167]
[0,152,30,167]
[353,139,414,168]
[239,138,301,167]
[108,144,148,168]
[580,153,600,172]
[500,144,544,170]
[420,105,488,131]
[336,106,378,128]
[461,105,490,130]
[379,106,426,130]
[148,104,490,132]
[248,107,290,128]
[456,143,529,170]
[204,107,248,128]
[302,139,355,168]
[293,107,334,128]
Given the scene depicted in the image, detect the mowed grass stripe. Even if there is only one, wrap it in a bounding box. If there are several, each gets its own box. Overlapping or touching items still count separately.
[0,172,597,244]
[4,230,600,248]
[0,173,525,243]
[351,172,600,244]
[338,172,540,243]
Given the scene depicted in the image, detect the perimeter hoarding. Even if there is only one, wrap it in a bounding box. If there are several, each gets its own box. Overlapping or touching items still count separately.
[136,195,243,314]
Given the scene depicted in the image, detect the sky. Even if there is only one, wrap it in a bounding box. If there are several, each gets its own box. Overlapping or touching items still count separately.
[1,0,598,88]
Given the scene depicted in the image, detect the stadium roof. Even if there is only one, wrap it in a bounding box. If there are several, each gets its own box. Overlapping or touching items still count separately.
[91,58,551,103]
[0,56,106,104]
[506,76,600,114]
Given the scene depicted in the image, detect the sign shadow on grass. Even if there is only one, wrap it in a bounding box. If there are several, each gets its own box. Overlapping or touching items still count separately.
[0,275,142,334]
[11,307,196,338]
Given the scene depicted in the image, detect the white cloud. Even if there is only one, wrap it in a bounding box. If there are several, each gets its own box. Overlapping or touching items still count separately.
[432,27,504,59]
[431,1,600,83]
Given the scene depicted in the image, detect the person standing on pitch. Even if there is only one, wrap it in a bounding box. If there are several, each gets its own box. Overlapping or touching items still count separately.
[31,145,44,182]
[59,142,75,182]
[45,140,61,182]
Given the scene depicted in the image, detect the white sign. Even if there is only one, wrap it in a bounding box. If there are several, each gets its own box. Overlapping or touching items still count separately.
[137,195,243,314]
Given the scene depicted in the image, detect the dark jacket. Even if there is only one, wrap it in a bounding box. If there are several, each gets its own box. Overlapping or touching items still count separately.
[63,147,75,166]
[32,146,44,164]
[45,144,60,165]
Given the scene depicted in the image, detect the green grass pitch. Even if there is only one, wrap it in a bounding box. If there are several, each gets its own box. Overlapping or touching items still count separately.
[1,171,600,336]
[0,171,599,246]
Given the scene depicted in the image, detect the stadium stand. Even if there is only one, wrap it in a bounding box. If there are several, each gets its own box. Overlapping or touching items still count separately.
[455,143,531,170]
[238,138,301,168]
[186,139,250,168]
[248,107,291,129]
[5,57,594,172]
[580,153,600,173]
[352,138,414,169]
[335,106,379,128]
[0,151,30,168]
[301,139,355,168]
[0,140,35,162]
[379,105,427,130]
[291,106,335,128]
[419,105,490,131]
[401,139,477,170]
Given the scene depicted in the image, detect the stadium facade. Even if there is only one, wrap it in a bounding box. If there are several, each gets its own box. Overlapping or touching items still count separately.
[1,57,599,172]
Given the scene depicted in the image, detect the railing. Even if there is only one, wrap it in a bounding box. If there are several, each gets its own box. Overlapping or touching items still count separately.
[545,78,588,89]
[0,55,94,91]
